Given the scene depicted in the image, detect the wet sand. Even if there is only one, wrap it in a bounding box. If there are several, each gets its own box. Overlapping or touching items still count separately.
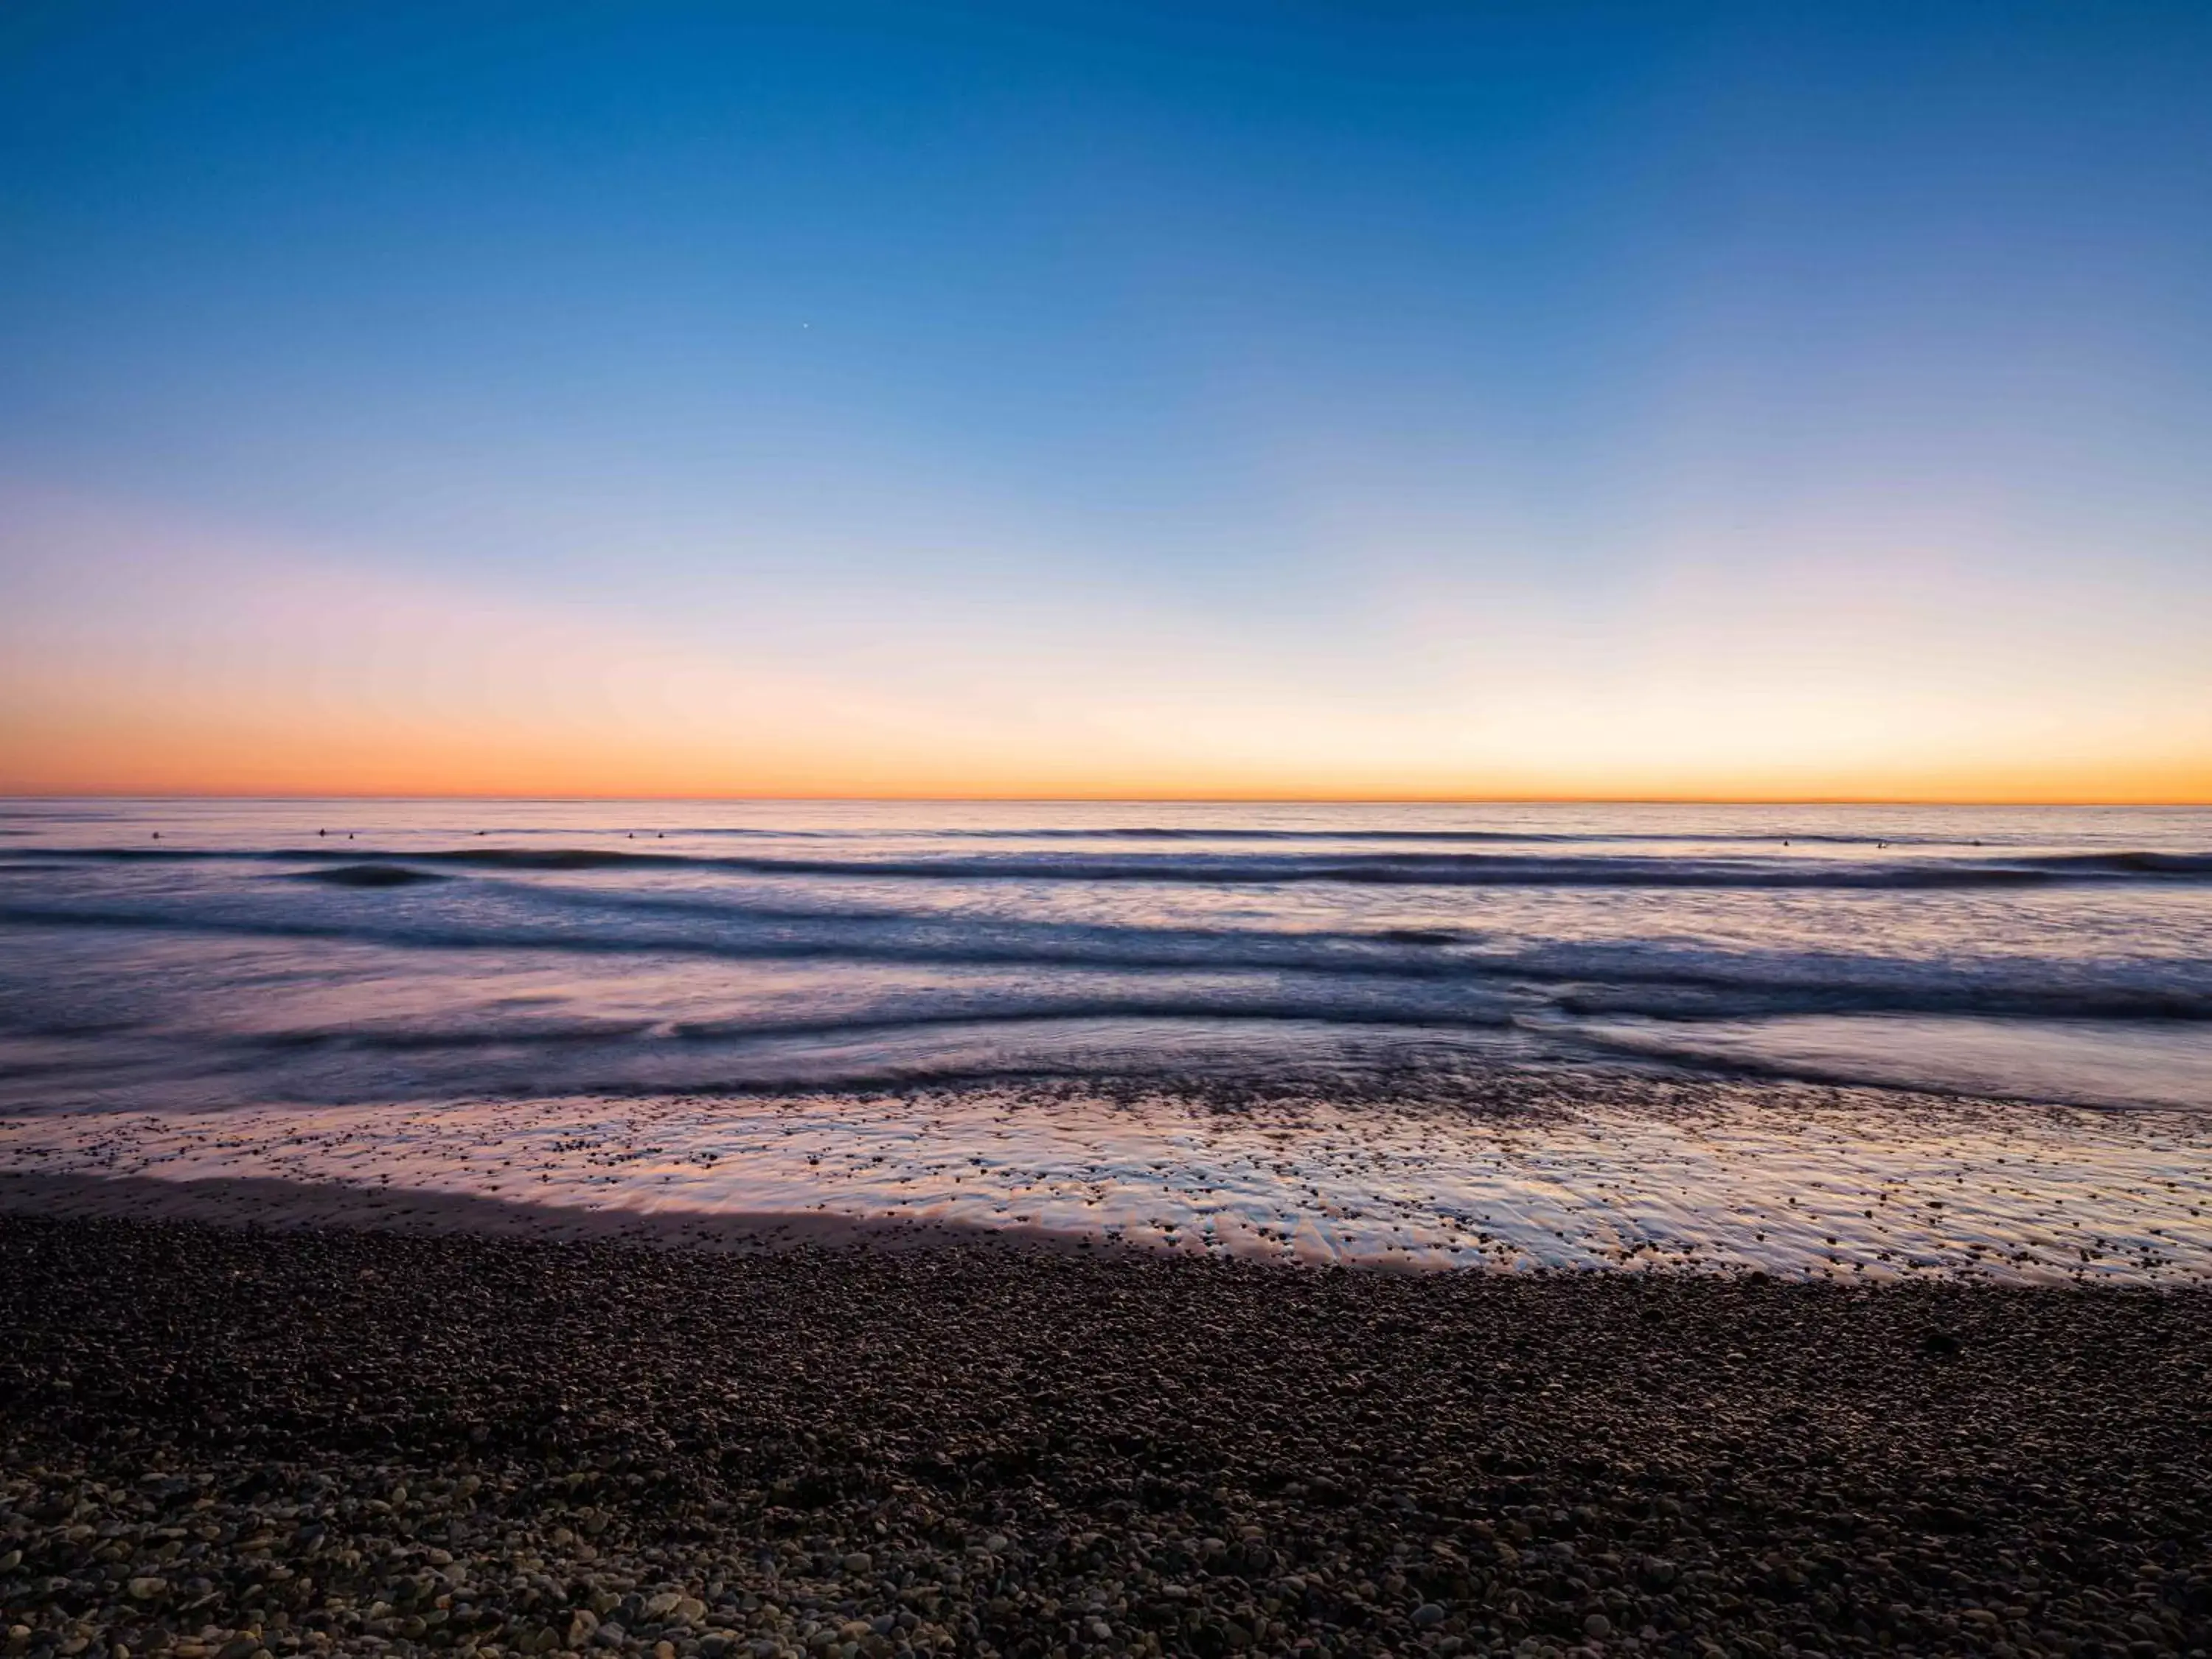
[4,1069,2208,1282]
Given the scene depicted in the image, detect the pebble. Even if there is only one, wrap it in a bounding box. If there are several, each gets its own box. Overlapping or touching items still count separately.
[1,1213,2208,1658]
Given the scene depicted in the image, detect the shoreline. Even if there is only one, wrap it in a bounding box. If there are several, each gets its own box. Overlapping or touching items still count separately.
[4,1211,2210,1659]
[6,1071,2208,1284]
[2,1159,2208,1287]
[0,1170,1116,1259]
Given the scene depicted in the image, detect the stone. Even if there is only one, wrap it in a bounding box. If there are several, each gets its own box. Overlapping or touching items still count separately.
[6,1211,2211,1659]
[127,1577,168,1601]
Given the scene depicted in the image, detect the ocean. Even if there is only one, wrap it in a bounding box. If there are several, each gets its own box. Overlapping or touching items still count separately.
[3,797,2208,1280]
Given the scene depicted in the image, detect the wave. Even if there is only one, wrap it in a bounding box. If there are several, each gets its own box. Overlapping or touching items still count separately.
[757,826,1970,846]
[2032,851,2212,877]
[231,998,1522,1054]
[1535,982,2212,1023]
[895,827,2003,848]
[130,821,1972,846]
[0,898,1539,991]
[7,898,2208,1025]
[2,1022,1544,1105]
[18,844,2212,887]
[293,863,448,888]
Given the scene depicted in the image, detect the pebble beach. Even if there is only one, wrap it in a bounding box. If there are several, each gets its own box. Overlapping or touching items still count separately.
[4,1206,2210,1659]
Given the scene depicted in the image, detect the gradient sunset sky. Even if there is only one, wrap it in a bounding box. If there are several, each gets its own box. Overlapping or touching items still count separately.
[4,1,2209,801]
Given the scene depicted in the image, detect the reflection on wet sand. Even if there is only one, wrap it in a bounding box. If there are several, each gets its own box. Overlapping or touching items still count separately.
[6,1070,2206,1284]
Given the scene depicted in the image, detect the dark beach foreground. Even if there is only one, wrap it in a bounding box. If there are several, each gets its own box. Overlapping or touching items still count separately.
[3,1214,2209,1659]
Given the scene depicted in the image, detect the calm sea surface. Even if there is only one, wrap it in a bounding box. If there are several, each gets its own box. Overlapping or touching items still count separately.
[4,797,2207,1110]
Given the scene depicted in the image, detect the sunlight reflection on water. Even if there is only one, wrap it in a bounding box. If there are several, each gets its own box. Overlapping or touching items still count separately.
[7,1077,2206,1284]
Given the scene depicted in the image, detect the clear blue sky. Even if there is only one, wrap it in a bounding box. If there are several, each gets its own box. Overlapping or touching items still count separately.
[4,1,2209,797]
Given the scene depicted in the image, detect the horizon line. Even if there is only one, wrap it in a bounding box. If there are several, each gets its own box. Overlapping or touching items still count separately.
[4,790,2209,809]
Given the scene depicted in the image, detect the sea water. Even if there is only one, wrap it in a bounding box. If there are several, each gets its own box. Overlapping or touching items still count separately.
[3,798,2208,1279]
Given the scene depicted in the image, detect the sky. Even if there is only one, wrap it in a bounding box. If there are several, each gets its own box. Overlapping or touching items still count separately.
[2,1,2209,801]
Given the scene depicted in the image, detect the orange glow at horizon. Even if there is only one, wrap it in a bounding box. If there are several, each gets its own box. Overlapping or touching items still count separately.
[7,702,2208,806]
[4,487,2209,807]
